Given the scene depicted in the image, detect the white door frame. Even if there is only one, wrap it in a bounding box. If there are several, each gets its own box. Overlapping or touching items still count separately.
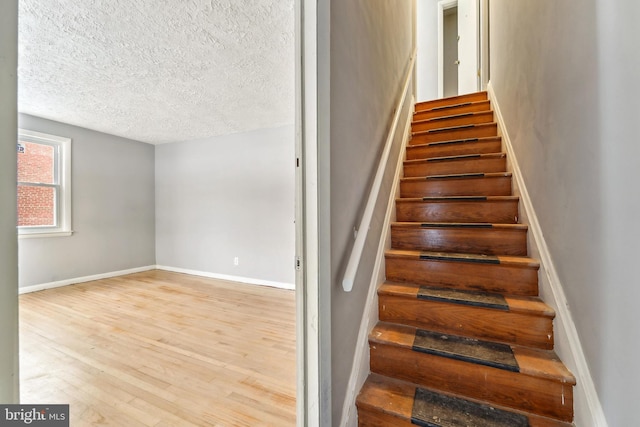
[437,0,459,98]
[295,0,331,425]
[479,0,490,90]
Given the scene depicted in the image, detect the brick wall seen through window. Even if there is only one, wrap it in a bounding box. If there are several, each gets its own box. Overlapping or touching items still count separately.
[17,141,56,227]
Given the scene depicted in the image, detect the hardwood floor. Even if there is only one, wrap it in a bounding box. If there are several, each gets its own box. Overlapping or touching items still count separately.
[19,270,296,426]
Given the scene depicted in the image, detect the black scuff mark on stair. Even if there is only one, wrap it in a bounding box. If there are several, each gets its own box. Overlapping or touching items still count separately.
[419,252,500,264]
[425,124,476,134]
[429,112,474,121]
[426,173,485,180]
[417,286,509,311]
[425,138,480,146]
[420,222,493,228]
[411,387,529,427]
[412,329,520,373]
[426,153,481,162]
[429,102,472,111]
[422,196,487,202]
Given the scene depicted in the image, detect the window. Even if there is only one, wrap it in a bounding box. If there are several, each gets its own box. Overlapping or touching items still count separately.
[17,129,72,237]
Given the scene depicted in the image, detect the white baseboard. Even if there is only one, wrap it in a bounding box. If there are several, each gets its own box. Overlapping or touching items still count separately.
[155,265,295,291]
[487,82,608,427]
[18,265,157,294]
[339,96,414,427]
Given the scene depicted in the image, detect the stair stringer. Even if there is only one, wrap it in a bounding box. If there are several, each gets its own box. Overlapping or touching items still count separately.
[488,82,608,427]
[338,98,414,427]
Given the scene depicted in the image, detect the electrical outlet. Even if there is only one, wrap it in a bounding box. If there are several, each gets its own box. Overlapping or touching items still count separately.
[234,257,239,266]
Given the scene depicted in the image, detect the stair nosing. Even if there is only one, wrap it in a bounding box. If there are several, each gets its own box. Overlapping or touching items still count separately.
[412,110,493,125]
[412,122,497,137]
[357,374,574,427]
[397,195,518,202]
[390,222,528,230]
[385,249,540,268]
[406,136,501,149]
[356,372,575,427]
[379,282,554,317]
[401,172,512,182]
[404,152,506,164]
[371,322,576,384]
[414,92,488,111]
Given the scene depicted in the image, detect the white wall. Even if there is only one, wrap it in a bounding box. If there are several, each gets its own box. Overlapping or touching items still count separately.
[17,115,156,288]
[329,0,415,423]
[416,0,440,101]
[0,0,19,403]
[155,126,295,286]
[490,1,640,425]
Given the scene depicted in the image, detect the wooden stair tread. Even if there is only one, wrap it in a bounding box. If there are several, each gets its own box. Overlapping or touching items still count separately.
[413,122,496,136]
[411,111,495,132]
[408,136,501,149]
[413,100,492,122]
[401,172,512,181]
[396,196,520,224]
[400,172,512,198]
[379,282,554,317]
[405,152,506,165]
[357,374,574,427]
[390,221,528,256]
[379,282,554,349]
[403,153,507,177]
[371,322,575,384]
[399,195,518,202]
[411,123,498,145]
[391,222,528,230]
[415,92,488,112]
[405,138,503,161]
[413,111,493,125]
[386,249,539,268]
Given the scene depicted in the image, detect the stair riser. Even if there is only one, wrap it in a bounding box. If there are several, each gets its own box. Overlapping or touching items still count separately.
[400,176,512,198]
[378,295,553,349]
[415,92,488,111]
[357,408,413,427]
[404,156,506,177]
[390,227,528,256]
[370,344,574,422]
[406,139,502,160]
[412,111,494,133]
[384,257,538,296]
[413,100,491,121]
[411,123,498,145]
[396,200,519,223]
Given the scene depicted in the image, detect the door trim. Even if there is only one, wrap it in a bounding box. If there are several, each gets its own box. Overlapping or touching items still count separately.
[437,0,458,98]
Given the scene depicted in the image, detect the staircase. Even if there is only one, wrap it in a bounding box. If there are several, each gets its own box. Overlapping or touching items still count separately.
[356,92,576,426]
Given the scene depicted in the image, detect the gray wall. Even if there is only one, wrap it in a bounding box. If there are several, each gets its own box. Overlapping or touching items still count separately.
[490,1,640,425]
[329,0,415,423]
[155,126,295,286]
[18,114,156,288]
[0,0,19,403]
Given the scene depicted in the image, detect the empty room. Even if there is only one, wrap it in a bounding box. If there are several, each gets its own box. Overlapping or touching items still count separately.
[14,1,296,425]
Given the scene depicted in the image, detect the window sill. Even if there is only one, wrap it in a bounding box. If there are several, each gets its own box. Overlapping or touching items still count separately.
[18,230,74,239]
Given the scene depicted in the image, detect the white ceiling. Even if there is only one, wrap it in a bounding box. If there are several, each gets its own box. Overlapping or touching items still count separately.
[18,0,295,145]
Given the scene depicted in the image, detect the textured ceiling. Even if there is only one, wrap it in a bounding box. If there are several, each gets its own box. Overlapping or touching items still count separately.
[18,0,294,144]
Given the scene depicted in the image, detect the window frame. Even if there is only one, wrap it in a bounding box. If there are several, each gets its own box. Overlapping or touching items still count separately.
[17,129,72,238]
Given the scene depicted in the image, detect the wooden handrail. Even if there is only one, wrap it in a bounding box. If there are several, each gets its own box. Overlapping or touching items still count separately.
[342,50,416,292]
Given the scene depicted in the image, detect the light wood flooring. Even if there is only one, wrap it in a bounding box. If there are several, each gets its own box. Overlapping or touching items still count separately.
[19,270,296,426]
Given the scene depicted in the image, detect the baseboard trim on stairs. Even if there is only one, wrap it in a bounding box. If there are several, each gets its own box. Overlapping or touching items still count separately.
[18,265,157,294]
[155,265,295,290]
[487,82,608,427]
[339,96,414,427]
